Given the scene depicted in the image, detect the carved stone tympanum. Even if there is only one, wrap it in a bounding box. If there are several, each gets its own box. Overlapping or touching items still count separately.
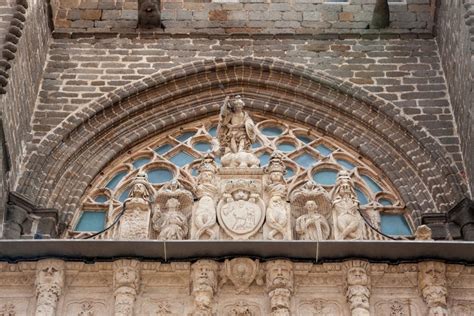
[35,259,65,316]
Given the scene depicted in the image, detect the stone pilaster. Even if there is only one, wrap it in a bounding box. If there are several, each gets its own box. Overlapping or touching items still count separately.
[344,260,370,316]
[191,260,218,316]
[34,259,65,316]
[418,261,448,316]
[113,259,140,316]
[266,260,294,316]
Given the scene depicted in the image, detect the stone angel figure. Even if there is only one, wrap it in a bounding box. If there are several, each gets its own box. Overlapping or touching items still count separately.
[217,95,258,155]
[153,180,193,240]
[290,180,332,241]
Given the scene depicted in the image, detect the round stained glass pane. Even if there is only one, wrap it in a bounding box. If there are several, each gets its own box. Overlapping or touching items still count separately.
[261,127,283,137]
[277,143,296,152]
[297,135,312,144]
[379,198,393,206]
[132,157,151,169]
[147,168,173,184]
[193,142,212,152]
[94,195,108,203]
[313,169,338,185]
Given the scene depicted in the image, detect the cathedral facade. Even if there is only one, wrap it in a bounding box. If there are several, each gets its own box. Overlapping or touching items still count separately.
[0,0,473,315]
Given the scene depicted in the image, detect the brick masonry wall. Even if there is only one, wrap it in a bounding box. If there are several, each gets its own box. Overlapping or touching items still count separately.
[31,34,465,179]
[436,0,474,196]
[0,0,50,235]
[50,0,435,34]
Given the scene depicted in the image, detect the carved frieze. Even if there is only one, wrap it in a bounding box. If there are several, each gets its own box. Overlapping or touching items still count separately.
[297,299,343,316]
[221,300,262,316]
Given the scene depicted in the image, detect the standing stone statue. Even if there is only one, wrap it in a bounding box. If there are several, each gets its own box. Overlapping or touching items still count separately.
[290,180,332,241]
[217,95,260,168]
[118,173,153,240]
[153,180,193,240]
[263,152,291,240]
[192,154,219,240]
[331,171,365,240]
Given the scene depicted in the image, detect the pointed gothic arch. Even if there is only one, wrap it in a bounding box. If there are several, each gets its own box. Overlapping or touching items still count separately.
[17,58,467,231]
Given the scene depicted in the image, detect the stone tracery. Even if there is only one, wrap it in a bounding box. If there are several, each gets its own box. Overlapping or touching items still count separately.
[71,96,411,241]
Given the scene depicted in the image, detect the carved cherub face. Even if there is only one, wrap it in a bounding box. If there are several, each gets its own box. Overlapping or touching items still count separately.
[193,263,216,290]
[268,264,292,288]
[305,200,318,214]
[232,189,249,201]
[270,171,284,183]
[115,267,138,285]
[347,267,368,286]
[37,266,62,285]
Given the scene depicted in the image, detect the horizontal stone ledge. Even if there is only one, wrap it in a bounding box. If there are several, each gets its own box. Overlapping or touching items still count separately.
[0,240,473,263]
[51,30,435,40]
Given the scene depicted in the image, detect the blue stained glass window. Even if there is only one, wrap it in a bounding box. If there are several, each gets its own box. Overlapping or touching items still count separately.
[315,144,333,156]
[297,135,312,144]
[75,211,106,232]
[169,151,195,167]
[313,169,338,185]
[215,156,221,166]
[285,168,295,178]
[362,175,383,193]
[277,143,296,152]
[94,195,108,203]
[147,168,174,184]
[132,157,151,169]
[261,127,283,137]
[294,153,318,169]
[193,142,212,152]
[355,187,369,205]
[259,153,271,166]
[176,131,196,142]
[337,159,355,170]
[155,144,173,155]
[252,142,262,149]
[379,198,393,206]
[119,188,131,202]
[381,214,412,235]
[208,126,217,137]
[106,171,128,190]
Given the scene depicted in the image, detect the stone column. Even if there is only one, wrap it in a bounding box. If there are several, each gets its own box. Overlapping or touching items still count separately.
[266,260,294,316]
[191,260,218,316]
[113,259,140,316]
[344,260,370,316]
[34,259,65,316]
[418,261,448,316]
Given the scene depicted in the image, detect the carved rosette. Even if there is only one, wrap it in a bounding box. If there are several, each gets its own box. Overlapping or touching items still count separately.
[113,259,140,316]
[118,173,154,240]
[418,261,448,315]
[34,259,65,316]
[266,260,294,316]
[343,260,370,316]
[191,260,219,316]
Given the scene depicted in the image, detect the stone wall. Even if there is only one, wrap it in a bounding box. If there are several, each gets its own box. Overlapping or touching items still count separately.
[50,0,435,34]
[0,258,472,315]
[436,0,474,196]
[32,35,464,174]
[0,0,51,236]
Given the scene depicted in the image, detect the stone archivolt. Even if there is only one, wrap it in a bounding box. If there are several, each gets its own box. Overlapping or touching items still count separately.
[5,259,473,315]
[72,96,410,241]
